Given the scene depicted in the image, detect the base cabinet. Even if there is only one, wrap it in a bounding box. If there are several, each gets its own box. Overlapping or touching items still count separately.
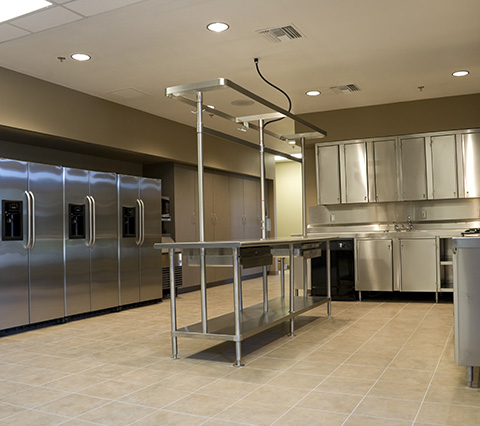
[356,239,393,291]
[400,238,437,291]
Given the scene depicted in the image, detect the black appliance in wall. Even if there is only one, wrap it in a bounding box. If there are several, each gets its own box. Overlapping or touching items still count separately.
[311,239,356,300]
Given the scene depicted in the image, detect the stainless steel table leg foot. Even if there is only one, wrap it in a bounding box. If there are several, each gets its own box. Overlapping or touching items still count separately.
[289,317,295,336]
[172,336,179,360]
[233,341,244,367]
[327,300,331,317]
[467,366,473,388]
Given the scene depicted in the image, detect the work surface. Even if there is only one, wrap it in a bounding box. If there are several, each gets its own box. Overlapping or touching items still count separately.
[1,276,477,425]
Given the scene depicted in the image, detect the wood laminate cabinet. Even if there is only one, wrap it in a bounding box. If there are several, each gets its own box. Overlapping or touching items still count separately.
[400,137,427,201]
[356,239,393,292]
[373,139,397,202]
[317,145,341,205]
[399,238,437,292]
[431,134,458,199]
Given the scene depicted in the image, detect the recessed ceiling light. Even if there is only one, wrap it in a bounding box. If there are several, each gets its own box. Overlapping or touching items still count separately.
[71,53,91,62]
[306,90,321,96]
[452,70,469,77]
[207,22,229,32]
[288,140,296,145]
[0,0,52,24]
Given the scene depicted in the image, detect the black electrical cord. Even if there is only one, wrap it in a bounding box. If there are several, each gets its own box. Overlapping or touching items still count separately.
[254,58,292,128]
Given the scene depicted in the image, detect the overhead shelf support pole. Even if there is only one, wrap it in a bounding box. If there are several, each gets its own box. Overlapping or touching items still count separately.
[196,91,208,333]
[259,118,268,312]
[301,137,307,238]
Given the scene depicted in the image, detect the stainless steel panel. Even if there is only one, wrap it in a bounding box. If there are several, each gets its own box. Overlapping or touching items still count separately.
[462,132,480,198]
[400,238,437,291]
[28,162,64,323]
[139,177,162,301]
[0,159,29,329]
[373,139,397,202]
[431,135,458,199]
[118,174,140,305]
[453,237,480,366]
[400,137,427,200]
[64,168,91,315]
[344,143,368,203]
[317,145,341,205]
[90,171,118,310]
[356,239,393,291]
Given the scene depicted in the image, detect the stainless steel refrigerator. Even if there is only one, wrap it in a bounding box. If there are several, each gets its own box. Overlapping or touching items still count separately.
[118,175,162,304]
[0,159,64,329]
[65,168,118,315]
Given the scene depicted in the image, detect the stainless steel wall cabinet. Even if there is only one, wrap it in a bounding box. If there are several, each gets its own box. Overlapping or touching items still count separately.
[317,145,341,205]
[463,132,480,198]
[373,139,397,202]
[344,142,368,203]
[400,137,427,201]
[431,134,458,199]
[452,237,480,387]
[0,159,64,329]
[65,168,118,315]
[118,175,162,305]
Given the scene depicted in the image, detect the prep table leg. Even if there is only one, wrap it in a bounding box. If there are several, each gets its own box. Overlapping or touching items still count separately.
[280,257,285,299]
[289,244,295,336]
[326,240,332,317]
[233,247,244,366]
[169,249,179,359]
[467,366,474,388]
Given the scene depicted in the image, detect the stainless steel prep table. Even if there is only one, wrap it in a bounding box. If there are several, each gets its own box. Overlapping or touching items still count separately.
[154,236,335,366]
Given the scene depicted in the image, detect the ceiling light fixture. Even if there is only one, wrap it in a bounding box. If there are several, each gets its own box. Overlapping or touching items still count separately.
[71,53,91,62]
[0,0,52,23]
[207,22,229,32]
[452,70,469,77]
[288,140,296,145]
[306,90,321,96]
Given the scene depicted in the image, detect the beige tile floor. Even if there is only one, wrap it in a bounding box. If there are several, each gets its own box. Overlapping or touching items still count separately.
[1,275,479,426]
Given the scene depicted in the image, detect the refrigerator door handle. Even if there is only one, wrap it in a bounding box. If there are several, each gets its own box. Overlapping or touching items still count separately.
[135,199,142,246]
[29,191,36,250]
[140,199,145,246]
[90,196,96,247]
[24,190,32,249]
[85,196,92,247]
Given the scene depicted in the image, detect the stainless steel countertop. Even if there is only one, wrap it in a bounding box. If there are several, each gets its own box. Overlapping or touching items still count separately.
[154,235,339,250]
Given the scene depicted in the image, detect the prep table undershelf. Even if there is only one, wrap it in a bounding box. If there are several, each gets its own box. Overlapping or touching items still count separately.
[175,295,330,341]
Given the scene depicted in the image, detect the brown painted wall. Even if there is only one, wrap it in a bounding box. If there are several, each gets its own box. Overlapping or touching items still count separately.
[0,66,274,178]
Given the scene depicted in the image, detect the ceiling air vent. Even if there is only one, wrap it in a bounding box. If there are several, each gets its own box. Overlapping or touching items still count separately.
[330,84,361,94]
[256,24,304,43]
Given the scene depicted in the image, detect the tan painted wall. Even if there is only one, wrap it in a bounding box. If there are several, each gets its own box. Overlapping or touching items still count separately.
[275,161,302,237]
[298,93,480,217]
[0,66,274,179]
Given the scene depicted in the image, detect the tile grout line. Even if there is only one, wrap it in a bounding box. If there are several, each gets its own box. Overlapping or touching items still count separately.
[340,302,440,426]
[411,324,454,425]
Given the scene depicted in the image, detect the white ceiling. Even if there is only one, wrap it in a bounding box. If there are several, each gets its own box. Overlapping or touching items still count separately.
[1,0,480,152]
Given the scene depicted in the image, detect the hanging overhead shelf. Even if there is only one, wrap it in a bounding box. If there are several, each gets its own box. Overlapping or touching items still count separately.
[166,78,327,158]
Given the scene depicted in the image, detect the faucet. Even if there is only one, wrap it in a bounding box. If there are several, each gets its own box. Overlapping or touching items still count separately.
[407,216,413,231]
[394,222,399,231]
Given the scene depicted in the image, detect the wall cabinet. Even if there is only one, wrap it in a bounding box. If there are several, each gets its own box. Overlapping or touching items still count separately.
[356,239,393,292]
[399,238,437,292]
[317,145,341,205]
[462,132,480,198]
[344,142,368,203]
[373,139,397,202]
[400,137,427,201]
[431,135,458,199]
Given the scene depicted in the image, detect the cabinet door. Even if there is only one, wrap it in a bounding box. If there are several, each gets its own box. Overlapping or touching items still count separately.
[317,145,341,205]
[356,239,393,291]
[462,132,480,198]
[400,239,437,292]
[373,139,397,202]
[344,143,368,203]
[243,177,261,240]
[229,175,245,239]
[431,135,458,199]
[174,166,197,242]
[400,137,427,200]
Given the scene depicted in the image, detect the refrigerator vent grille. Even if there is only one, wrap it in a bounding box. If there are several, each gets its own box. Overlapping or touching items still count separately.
[256,24,304,43]
[330,84,361,94]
